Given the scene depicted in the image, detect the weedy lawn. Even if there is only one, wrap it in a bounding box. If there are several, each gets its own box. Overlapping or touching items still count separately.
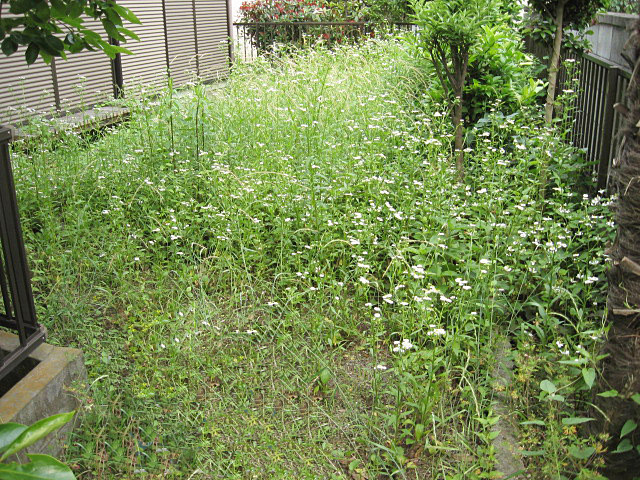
[13,39,612,479]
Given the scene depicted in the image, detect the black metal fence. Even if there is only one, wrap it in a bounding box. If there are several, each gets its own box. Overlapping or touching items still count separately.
[0,127,45,382]
[232,22,415,61]
[526,38,631,191]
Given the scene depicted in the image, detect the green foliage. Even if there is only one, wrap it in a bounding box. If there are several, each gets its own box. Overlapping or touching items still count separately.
[530,0,607,30]
[10,37,614,478]
[466,23,544,122]
[343,0,414,23]
[522,14,594,52]
[238,0,355,52]
[606,0,638,13]
[412,0,498,51]
[0,412,76,480]
[0,0,140,64]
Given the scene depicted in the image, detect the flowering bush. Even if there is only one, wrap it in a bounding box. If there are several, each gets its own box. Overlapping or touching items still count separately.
[239,0,369,52]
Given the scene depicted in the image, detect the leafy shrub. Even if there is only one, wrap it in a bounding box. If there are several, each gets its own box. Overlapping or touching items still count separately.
[606,0,638,13]
[238,0,355,52]
[465,23,544,122]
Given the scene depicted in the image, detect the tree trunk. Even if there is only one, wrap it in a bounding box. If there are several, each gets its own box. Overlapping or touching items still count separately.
[544,0,566,123]
[453,97,464,174]
[591,12,640,478]
[453,50,468,176]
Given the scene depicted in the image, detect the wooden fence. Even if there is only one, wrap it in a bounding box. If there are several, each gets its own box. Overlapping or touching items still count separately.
[526,38,632,191]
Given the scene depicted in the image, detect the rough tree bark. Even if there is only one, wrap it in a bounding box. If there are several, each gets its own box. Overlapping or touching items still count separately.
[591,10,640,479]
[544,0,568,123]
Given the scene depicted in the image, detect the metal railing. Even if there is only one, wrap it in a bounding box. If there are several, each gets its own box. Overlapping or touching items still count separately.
[232,21,415,61]
[526,38,632,192]
[0,126,45,382]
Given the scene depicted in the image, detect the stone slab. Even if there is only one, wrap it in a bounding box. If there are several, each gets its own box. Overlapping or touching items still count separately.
[0,331,87,458]
[491,336,528,479]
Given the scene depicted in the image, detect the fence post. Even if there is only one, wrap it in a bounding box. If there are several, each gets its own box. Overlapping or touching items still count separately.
[226,0,235,64]
[0,127,45,381]
[597,65,619,191]
[109,38,125,99]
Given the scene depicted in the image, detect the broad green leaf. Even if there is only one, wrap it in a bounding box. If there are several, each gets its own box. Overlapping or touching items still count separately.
[1,37,18,56]
[34,2,51,22]
[540,379,556,394]
[597,389,618,398]
[0,454,75,480]
[118,27,140,41]
[582,368,596,389]
[620,419,637,438]
[631,393,640,405]
[112,4,142,24]
[520,420,546,426]
[0,423,27,453]
[25,42,39,64]
[101,19,124,42]
[0,412,74,461]
[549,394,565,402]
[44,34,64,54]
[319,367,331,386]
[9,0,39,15]
[562,417,593,426]
[568,445,595,459]
[613,438,633,453]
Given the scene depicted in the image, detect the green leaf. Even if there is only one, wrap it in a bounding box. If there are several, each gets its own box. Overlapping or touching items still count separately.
[582,368,596,389]
[568,445,595,459]
[620,419,637,439]
[34,2,51,22]
[44,34,64,54]
[597,389,619,398]
[111,4,142,25]
[562,417,593,426]
[540,379,556,394]
[613,438,633,453]
[520,420,546,426]
[68,1,83,19]
[521,450,546,456]
[1,37,18,56]
[319,367,331,386]
[0,454,76,480]
[0,423,27,453]
[0,412,74,462]
[25,42,39,64]
[9,0,40,15]
[118,27,140,41]
[101,19,124,42]
[631,393,640,405]
[50,0,66,18]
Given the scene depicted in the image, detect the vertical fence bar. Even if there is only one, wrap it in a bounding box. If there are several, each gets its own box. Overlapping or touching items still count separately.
[226,0,234,64]
[191,0,200,77]
[50,57,62,111]
[0,126,46,381]
[597,65,619,191]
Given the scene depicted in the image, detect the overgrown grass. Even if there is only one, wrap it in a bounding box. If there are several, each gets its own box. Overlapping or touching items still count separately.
[12,38,612,479]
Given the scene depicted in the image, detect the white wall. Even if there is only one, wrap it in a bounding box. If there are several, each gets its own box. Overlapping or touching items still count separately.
[231,0,243,23]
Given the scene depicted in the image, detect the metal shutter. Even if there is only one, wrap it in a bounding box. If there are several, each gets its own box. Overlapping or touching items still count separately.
[164,0,198,86]
[54,17,115,114]
[194,0,230,81]
[119,0,169,91]
[0,4,57,125]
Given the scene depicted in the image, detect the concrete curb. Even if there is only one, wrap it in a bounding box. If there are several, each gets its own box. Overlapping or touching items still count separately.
[0,331,87,457]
